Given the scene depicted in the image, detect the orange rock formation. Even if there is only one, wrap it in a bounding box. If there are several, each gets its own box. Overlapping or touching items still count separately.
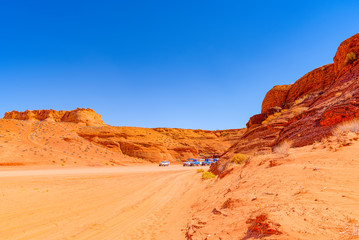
[334,33,359,77]
[286,63,336,103]
[4,108,106,126]
[0,110,244,165]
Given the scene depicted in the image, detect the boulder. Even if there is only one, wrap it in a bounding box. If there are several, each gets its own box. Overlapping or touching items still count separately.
[246,113,266,128]
[261,85,291,114]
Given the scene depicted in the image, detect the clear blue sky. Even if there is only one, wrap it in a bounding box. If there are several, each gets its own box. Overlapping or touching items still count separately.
[1,0,358,130]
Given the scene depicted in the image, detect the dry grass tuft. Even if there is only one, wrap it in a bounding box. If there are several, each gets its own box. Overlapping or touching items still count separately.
[294,94,309,106]
[273,140,292,156]
[333,119,359,137]
[340,224,359,239]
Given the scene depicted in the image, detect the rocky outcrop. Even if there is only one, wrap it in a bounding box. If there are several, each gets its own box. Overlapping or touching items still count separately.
[334,33,359,77]
[261,85,291,114]
[286,64,336,103]
[246,113,266,128]
[261,64,336,116]
[4,108,106,126]
[223,32,359,161]
[247,107,283,128]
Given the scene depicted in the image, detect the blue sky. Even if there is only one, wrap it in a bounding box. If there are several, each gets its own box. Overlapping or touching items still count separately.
[0,0,358,129]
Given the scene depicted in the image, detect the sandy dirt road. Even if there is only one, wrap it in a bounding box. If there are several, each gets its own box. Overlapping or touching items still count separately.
[0,165,207,240]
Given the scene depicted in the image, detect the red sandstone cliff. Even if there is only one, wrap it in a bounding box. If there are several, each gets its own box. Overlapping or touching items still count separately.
[222,32,359,160]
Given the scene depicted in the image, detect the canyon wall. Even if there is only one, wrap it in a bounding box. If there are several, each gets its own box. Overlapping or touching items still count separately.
[222,33,359,160]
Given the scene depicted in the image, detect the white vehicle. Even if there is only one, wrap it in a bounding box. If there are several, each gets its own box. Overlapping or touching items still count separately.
[159,161,170,166]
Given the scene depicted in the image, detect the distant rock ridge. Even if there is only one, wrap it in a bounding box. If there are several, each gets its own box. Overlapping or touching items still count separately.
[3,108,106,126]
[1,108,245,164]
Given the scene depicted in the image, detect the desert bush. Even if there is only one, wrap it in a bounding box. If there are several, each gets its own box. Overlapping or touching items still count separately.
[346,52,357,64]
[202,171,216,180]
[197,168,205,173]
[335,92,342,97]
[292,107,308,116]
[294,98,304,106]
[294,94,310,106]
[273,112,281,117]
[333,119,359,136]
[262,109,289,125]
[262,115,276,125]
[273,140,292,156]
[221,132,229,137]
[231,153,248,164]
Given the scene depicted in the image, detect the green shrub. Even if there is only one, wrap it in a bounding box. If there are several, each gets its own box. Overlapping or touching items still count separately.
[346,52,357,64]
[202,171,216,180]
[231,153,248,164]
[197,168,205,173]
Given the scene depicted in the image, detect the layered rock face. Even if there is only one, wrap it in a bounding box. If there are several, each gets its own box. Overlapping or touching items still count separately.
[78,126,245,163]
[222,32,359,159]
[2,108,245,164]
[261,64,336,116]
[286,64,336,103]
[4,108,106,126]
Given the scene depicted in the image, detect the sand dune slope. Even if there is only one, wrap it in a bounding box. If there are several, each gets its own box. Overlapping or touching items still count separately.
[187,139,359,239]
